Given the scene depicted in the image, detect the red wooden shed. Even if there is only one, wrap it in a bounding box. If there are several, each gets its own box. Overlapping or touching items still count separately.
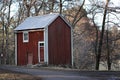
[14,13,73,66]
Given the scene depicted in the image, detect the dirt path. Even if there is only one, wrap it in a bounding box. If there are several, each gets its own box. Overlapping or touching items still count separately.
[0,69,41,80]
[0,65,120,80]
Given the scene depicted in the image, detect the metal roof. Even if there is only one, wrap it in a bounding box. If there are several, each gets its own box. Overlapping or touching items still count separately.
[14,13,60,31]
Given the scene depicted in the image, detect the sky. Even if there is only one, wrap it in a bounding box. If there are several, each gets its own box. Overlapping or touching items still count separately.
[85,0,120,7]
[84,0,120,30]
[10,2,18,17]
[111,0,120,7]
[10,0,120,29]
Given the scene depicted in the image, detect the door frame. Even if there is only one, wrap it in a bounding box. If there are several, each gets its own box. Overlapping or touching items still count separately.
[38,41,44,63]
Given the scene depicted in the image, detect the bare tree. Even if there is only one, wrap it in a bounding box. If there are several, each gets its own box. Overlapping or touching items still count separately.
[0,0,13,64]
[33,0,44,16]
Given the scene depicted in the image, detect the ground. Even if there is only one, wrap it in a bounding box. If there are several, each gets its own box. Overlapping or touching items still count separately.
[0,65,120,80]
[0,69,40,80]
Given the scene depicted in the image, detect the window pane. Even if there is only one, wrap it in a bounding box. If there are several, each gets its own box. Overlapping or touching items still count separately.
[40,43,44,47]
[23,31,29,42]
[24,33,28,40]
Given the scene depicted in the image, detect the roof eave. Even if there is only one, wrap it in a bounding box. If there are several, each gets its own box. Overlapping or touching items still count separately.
[59,14,73,29]
[14,28,45,33]
[44,14,59,29]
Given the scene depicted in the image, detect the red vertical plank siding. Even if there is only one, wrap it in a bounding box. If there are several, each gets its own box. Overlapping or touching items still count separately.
[17,31,44,65]
[48,17,71,65]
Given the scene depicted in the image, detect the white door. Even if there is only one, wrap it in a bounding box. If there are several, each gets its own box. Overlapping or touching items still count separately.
[38,41,44,63]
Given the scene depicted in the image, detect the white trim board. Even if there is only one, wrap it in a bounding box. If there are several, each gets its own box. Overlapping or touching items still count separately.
[44,27,49,64]
[15,33,17,65]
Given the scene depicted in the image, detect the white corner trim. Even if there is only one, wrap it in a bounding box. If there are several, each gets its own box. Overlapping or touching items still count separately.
[15,33,17,65]
[71,27,74,66]
[44,27,49,64]
[38,42,40,63]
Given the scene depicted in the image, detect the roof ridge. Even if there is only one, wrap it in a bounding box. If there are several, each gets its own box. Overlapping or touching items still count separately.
[31,13,60,18]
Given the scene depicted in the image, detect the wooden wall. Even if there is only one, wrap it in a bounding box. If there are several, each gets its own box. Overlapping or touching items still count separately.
[48,16,71,65]
[17,31,44,65]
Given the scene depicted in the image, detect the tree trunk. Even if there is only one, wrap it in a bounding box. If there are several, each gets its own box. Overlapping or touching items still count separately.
[95,0,109,70]
[5,0,12,64]
[59,0,62,14]
[106,30,111,70]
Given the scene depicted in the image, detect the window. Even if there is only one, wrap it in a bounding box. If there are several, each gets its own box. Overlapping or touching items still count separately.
[39,41,44,47]
[23,31,29,42]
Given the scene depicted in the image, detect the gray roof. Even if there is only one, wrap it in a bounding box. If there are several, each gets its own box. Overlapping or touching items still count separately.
[14,13,61,31]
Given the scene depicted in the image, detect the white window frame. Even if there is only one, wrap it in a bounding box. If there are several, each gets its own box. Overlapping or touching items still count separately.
[23,31,29,43]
